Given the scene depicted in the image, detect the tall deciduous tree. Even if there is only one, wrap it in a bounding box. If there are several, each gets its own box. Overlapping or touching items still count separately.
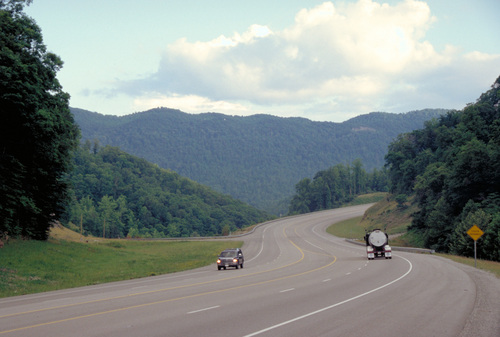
[0,0,79,239]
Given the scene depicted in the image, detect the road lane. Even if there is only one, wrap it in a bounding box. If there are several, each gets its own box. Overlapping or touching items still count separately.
[0,204,495,336]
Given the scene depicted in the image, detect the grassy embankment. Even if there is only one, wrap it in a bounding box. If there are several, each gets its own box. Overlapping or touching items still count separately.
[328,192,500,278]
[336,192,418,243]
[0,225,241,298]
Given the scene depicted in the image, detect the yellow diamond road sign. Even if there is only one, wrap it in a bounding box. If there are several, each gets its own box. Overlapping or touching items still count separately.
[467,225,484,241]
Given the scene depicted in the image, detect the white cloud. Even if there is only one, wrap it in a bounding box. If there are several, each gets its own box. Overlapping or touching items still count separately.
[464,51,500,62]
[112,0,500,121]
[132,93,250,115]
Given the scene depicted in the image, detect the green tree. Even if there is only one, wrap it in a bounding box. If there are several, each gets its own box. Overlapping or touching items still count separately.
[288,161,387,215]
[449,204,491,258]
[352,159,366,194]
[0,0,79,239]
[78,195,99,235]
[289,178,312,214]
[481,212,500,261]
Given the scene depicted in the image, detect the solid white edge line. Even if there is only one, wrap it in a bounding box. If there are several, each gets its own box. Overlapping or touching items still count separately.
[242,255,413,337]
[246,226,269,263]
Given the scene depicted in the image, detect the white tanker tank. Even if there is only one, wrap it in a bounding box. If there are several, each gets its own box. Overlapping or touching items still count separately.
[364,229,392,260]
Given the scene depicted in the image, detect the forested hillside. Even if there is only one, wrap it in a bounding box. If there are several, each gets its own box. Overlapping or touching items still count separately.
[385,76,500,261]
[289,160,388,214]
[72,108,445,213]
[63,144,272,238]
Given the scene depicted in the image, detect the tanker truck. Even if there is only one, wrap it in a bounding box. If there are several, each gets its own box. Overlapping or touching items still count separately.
[364,229,392,260]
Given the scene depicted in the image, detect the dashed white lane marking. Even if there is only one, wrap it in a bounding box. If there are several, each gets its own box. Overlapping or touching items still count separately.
[187,306,220,314]
[280,288,295,293]
[244,255,413,337]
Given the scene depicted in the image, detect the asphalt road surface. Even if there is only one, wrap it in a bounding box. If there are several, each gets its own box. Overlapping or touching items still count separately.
[1,204,499,336]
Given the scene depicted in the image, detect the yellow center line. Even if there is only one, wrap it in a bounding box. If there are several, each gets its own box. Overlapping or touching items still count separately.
[0,240,301,319]
[0,222,337,335]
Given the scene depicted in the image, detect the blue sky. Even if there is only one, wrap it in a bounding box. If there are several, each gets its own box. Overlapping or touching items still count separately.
[25,0,500,122]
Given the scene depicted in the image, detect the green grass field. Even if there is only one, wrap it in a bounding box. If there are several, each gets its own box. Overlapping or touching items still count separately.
[0,236,241,298]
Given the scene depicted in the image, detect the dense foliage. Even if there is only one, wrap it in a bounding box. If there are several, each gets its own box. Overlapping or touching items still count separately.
[385,76,500,261]
[63,143,272,238]
[72,108,444,214]
[288,160,388,214]
[0,1,79,240]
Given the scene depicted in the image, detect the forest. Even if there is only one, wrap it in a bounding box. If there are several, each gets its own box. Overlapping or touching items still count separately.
[72,107,445,214]
[63,143,272,238]
[0,0,79,240]
[385,76,500,261]
[288,160,388,214]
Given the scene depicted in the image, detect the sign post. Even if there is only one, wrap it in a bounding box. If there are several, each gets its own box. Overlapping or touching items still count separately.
[467,225,484,268]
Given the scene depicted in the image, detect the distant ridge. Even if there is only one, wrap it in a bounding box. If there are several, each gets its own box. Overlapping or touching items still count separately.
[71,107,447,213]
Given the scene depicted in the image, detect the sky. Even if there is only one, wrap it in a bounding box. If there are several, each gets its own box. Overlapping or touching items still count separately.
[25,0,500,122]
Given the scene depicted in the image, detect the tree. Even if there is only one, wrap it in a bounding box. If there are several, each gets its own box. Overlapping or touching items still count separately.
[352,159,366,194]
[449,203,490,258]
[289,178,312,214]
[0,0,79,239]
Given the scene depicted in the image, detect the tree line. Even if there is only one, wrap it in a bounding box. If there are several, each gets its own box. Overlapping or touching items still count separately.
[385,76,500,261]
[288,160,388,214]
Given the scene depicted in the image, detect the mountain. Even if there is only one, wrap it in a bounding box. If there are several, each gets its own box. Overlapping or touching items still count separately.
[71,107,446,213]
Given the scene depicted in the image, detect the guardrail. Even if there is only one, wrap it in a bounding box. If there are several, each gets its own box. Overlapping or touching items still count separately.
[345,239,435,254]
[126,207,437,255]
[127,217,284,241]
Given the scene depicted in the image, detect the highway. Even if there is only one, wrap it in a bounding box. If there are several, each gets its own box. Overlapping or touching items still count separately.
[0,204,498,336]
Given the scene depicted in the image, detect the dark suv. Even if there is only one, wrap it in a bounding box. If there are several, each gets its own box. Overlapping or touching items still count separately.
[217,248,244,270]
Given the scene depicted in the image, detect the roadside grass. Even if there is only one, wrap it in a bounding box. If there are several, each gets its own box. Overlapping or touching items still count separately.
[356,194,417,235]
[0,231,241,298]
[343,192,387,207]
[436,254,500,278]
[326,216,365,239]
[326,192,409,241]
